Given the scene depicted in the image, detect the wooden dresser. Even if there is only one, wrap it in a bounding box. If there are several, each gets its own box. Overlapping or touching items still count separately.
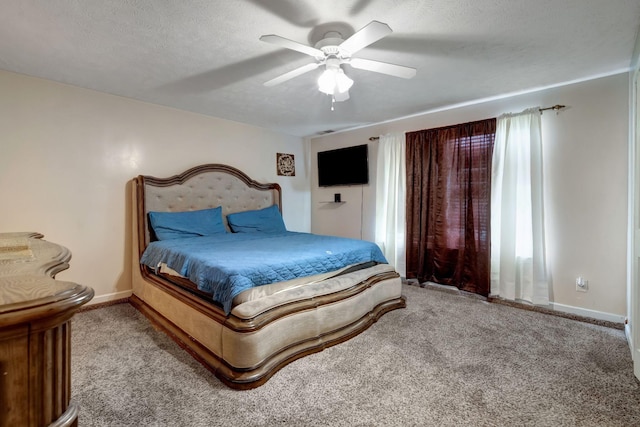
[0,232,94,427]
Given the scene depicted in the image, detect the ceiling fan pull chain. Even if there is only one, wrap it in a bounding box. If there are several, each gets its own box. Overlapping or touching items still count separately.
[331,95,335,111]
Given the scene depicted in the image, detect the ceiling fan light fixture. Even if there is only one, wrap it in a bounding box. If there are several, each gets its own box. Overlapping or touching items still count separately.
[260,20,416,105]
[317,67,353,95]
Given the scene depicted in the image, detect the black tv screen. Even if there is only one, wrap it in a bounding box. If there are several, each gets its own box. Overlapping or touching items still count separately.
[317,144,369,187]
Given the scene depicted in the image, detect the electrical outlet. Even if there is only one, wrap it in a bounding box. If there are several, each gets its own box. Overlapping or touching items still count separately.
[576,276,588,292]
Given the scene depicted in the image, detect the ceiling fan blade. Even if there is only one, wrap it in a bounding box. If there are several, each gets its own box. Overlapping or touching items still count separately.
[339,20,392,55]
[349,58,416,79]
[333,90,350,102]
[259,34,324,58]
[264,62,320,86]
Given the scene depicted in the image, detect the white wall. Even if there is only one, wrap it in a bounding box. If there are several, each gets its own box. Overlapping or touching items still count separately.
[311,73,629,319]
[0,70,310,305]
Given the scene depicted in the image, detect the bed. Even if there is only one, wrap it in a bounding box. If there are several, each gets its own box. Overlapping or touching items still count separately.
[130,163,405,389]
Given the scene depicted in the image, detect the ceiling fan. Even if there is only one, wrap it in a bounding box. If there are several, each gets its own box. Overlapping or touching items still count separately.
[260,20,416,103]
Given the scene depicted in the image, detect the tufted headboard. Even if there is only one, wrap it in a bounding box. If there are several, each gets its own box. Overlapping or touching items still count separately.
[134,164,282,255]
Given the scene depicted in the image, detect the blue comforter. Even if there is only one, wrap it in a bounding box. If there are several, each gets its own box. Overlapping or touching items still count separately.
[140,232,387,314]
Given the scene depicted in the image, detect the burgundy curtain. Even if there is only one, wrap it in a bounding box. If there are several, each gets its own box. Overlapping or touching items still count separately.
[406,118,496,296]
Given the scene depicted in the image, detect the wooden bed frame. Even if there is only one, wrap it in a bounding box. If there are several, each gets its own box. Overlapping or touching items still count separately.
[130,163,406,389]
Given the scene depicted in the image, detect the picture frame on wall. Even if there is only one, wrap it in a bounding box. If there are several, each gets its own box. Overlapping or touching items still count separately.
[276,153,295,176]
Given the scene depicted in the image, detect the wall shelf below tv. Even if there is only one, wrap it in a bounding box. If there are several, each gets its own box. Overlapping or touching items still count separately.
[319,201,346,204]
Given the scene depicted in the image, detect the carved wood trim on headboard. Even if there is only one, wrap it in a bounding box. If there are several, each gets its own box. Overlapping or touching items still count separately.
[134,164,282,258]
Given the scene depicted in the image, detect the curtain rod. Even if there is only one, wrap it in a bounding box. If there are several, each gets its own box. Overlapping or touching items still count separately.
[538,104,566,113]
[368,104,566,141]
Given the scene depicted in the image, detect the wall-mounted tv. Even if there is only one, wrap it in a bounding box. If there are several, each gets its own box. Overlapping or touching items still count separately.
[317,144,369,187]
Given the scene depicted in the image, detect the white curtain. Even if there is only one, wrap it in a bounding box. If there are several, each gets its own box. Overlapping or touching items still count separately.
[491,109,549,305]
[375,132,406,277]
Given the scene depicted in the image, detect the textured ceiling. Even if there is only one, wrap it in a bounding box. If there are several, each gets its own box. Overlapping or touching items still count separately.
[1,0,639,137]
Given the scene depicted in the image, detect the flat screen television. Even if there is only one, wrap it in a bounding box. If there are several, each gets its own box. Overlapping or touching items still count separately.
[317,144,369,187]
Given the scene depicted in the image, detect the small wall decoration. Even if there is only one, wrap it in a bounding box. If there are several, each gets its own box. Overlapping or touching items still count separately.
[276,153,295,176]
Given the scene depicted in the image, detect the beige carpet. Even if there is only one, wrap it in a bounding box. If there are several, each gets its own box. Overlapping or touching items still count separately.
[71,284,640,426]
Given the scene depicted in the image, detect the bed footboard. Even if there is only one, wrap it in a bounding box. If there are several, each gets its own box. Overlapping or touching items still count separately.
[130,265,404,389]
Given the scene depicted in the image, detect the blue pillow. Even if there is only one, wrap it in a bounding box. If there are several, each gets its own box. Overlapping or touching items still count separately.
[148,207,226,240]
[227,205,286,233]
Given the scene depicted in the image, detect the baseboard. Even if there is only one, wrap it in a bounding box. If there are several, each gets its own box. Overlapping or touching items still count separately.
[84,290,133,307]
[418,282,625,329]
[549,302,625,324]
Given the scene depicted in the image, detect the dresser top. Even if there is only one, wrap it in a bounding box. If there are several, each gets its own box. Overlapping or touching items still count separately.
[0,232,93,321]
